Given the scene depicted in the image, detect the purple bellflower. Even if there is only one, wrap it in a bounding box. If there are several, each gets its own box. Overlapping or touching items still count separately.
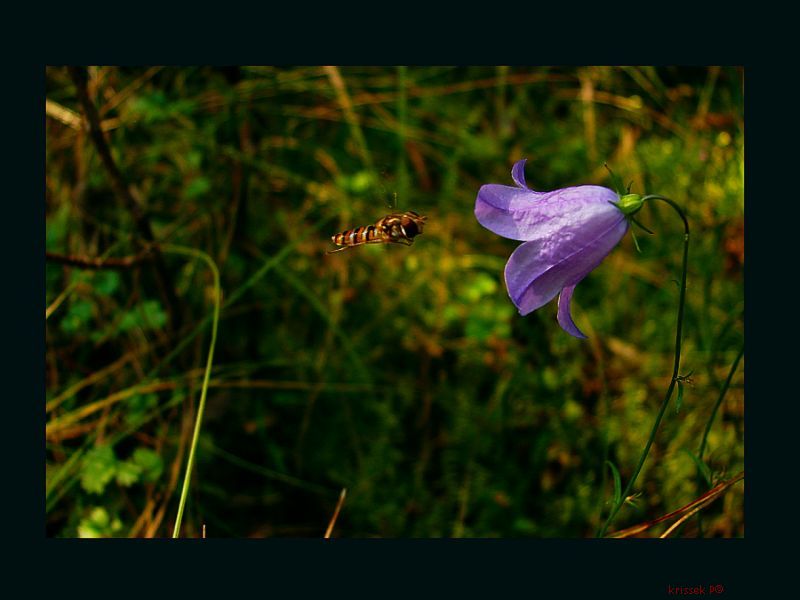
[475,159,633,339]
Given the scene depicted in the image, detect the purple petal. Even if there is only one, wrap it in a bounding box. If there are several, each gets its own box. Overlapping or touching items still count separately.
[557,284,587,339]
[511,158,528,189]
[476,183,620,241]
[504,215,628,314]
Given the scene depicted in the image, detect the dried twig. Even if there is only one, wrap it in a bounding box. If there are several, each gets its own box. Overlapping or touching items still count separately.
[46,249,155,270]
[324,488,347,539]
[608,471,744,538]
[46,98,120,131]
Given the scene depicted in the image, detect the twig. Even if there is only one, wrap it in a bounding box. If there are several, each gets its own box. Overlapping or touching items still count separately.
[46,283,77,320]
[324,488,347,539]
[46,249,155,270]
[660,502,711,538]
[660,472,743,538]
[67,67,152,243]
[609,471,744,538]
[45,98,82,129]
[46,97,120,131]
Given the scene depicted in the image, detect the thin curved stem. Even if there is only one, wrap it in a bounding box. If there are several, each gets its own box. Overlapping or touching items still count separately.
[695,344,743,536]
[699,345,744,461]
[162,244,221,538]
[597,194,689,538]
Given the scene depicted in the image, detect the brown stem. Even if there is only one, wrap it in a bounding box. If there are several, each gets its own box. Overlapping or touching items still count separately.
[66,66,181,330]
[324,488,347,539]
[46,250,155,270]
[608,471,744,538]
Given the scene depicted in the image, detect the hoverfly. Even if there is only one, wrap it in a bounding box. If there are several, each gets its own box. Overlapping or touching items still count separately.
[327,210,427,254]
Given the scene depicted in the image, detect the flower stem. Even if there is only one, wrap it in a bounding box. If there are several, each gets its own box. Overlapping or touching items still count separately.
[699,345,744,461]
[162,244,221,538]
[695,343,743,536]
[596,194,689,538]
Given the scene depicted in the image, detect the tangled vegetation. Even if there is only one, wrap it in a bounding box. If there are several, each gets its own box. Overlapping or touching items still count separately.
[45,66,744,538]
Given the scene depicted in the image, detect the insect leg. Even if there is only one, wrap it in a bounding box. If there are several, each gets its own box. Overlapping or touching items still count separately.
[326,246,354,254]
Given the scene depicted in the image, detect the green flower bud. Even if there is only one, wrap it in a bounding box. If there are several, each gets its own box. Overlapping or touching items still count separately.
[615,193,644,216]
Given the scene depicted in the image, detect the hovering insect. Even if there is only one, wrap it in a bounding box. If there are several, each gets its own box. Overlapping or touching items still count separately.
[327,210,427,254]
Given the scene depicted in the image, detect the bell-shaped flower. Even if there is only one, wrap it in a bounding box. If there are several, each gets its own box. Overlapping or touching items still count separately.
[474,159,629,339]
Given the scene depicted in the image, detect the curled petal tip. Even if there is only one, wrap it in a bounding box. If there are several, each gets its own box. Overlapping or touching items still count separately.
[511,159,528,189]
[557,284,588,339]
[514,302,534,317]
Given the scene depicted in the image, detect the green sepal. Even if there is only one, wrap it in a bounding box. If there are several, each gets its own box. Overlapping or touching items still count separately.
[604,163,626,196]
[616,193,644,216]
[630,216,655,235]
[629,226,642,254]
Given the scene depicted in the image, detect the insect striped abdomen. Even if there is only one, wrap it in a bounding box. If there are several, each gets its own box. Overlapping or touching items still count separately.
[327,212,425,254]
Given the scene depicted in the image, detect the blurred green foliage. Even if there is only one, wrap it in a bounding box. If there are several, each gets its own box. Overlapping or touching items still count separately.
[45,66,743,538]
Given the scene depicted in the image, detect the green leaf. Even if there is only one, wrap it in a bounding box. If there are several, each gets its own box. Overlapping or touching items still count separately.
[118,300,167,333]
[684,449,713,488]
[93,271,121,296]
[60,299,94,334]
[675,381,684,413]
[133,448,164,482]
[118,310,140,332]
[129,91,166,121]
[140,300,167,329]
[462,133,499,160]
[80,446,117,494]
[124,393,159,426]
[465,315,494,341]
[46,203,71,250]
[77,507,109,538]
[462,272,497,302]
[511,517,538,535]
[336,171,377,195]
[115,460,142,487]
[605,460,622,506]
[77,507,123,538]
[186,177,211,199]
[186,150,203,170]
